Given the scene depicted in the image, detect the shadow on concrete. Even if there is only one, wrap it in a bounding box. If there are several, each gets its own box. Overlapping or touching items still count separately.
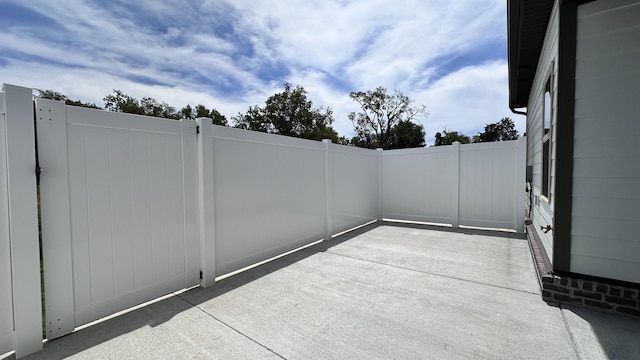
[559,305,640,360]
[10,222,379,359]
[377,220,527,240]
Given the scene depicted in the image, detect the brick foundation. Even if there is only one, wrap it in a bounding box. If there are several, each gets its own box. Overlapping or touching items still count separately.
[526,224,640,318]
[541,274,640,317]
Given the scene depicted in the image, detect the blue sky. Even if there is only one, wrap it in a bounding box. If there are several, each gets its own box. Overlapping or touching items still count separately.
[0,0,524,144]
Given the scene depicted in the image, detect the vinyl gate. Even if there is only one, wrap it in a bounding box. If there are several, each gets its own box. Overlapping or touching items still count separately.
[36,98,201,338]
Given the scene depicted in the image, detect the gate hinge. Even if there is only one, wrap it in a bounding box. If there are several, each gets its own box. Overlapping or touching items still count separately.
[36,165,43,185]
[199,270,203,280]
[196,125,200,134]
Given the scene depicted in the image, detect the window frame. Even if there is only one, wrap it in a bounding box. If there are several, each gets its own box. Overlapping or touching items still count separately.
[541,68,553,202]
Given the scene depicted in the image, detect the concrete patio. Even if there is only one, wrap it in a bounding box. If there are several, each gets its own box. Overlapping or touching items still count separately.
[7,223,640,359]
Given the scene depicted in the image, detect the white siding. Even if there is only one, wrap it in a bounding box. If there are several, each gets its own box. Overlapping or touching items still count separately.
[526,0,559,261]
[571,0,640,283]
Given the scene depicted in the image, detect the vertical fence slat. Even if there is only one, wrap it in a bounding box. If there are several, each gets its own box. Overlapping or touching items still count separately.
[323,139,333,240]
[196,119,215,287]
[182,120,201,287]
[36,98,76,340]
[451,142,460,228]
[3,84,43,357]
[377,148,383,221]
[516,136,527,233]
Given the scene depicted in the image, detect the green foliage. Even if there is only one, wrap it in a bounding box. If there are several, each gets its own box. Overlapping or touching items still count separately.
[36,89,100,109]
[180,104,228,125]
[389,120,426,149]
[64,99,100,109]
[102,90,180,119]
[434,130,470,146]
[349,87,427,149]
[103,90,144,114]
[37,88,229,123]
[233,83,340,142]
[473,117,518,142]
[36,89,67,101]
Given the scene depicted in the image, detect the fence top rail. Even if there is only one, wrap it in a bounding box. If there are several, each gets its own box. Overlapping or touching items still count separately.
[459,140,520,152]
[210,124,326,151]
[381,146,452,156]
[36,98,185,135]
[329,143,379,157]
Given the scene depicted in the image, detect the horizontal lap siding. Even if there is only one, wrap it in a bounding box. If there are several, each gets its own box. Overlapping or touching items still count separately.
[571,0,640,283]
[527,1,559,261]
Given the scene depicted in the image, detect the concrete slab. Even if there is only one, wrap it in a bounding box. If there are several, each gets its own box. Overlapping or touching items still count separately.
[182,246,575,359]
[18,296,280,359]
[5,223,635,359]
[320,223,540,294]
[561,305,640,360]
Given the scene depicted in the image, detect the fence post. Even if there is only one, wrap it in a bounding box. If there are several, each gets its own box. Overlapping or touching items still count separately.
[323,139,333,240]
[516,136,527,233]
[451,142,460,228]
[377,148,383,221]
[196,119,216,287]
[3,84,43,357]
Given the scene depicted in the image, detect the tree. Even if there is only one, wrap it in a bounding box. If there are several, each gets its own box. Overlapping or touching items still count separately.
[233,83,340,142]
[233,105,270,132]
[349,87,426,149]
[389,120,426,149]
[103,90,144,114]
[36,89,100,108]
[438,130,470,145]
[473,117,518,143]
[181,104,228,125]
[36,89,67,101]
[103,90,183,119]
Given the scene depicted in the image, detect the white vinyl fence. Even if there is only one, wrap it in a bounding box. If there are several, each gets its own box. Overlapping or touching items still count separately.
[197,122,381,284]
[382,140,526,231]
[0,83,525,358]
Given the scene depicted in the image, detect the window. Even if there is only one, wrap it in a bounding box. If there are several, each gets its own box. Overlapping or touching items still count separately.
[541,76,552,199]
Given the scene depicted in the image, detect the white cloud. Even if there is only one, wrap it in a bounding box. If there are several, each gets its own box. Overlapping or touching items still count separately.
[413,60,525,144]
[0,0,522,142]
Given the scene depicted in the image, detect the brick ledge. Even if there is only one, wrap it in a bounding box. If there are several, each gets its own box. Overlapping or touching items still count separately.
[526,224,640,318]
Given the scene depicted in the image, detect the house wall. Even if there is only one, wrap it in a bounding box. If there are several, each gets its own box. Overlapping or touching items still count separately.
[526,0,559,262]
[571,0,640,284]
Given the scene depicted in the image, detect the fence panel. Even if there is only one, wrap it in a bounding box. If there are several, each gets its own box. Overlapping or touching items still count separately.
[208,126,326,276]
[381,146,455,224]
[37,101,200,334]
[459,141,520,230]
[329,143,379,235]
[381,140,525,232]
[0,91,15,356]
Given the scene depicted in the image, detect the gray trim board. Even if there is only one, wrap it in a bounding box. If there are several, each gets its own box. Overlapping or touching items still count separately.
[552,0,577,273]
